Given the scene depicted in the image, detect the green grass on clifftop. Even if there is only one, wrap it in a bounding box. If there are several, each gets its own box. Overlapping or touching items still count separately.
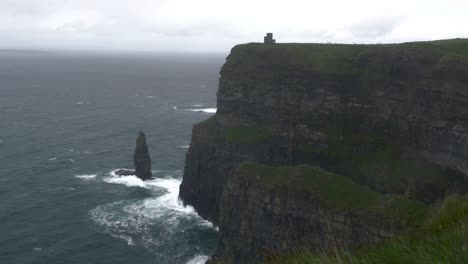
[266,194,468,264]
[236,163,428,226]
[222,38,468,78]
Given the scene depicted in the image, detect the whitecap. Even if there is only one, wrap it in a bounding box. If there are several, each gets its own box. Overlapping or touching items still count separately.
[75,174,97,180]
[172,106,178,110]
[185,108,217,114]
[92,173,218,251]
[75,102,85,105]
[67,159,76,163]
[187,255,209,264]
[146,96,154,99]
[48,157,57,161]
[104,175,146,188]
[178,145,190,149]
[33,248,42,251]
[68,149,75,152]
[68,187,76,191]
[199,85,207,88]
[192,104,204,107]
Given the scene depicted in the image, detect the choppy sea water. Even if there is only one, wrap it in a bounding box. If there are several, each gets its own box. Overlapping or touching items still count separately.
[0,51,223,264]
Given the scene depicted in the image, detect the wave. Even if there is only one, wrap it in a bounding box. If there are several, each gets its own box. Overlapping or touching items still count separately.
[75,174,97,180]
[185,108,217,114]
[187,255,209,264]
[104,174,147,188]
[178,145,190,149]
[91,170,217,261]
[192,104,204,107]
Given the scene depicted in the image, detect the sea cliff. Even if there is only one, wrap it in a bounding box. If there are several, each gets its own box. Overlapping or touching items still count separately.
[179,39,468,263]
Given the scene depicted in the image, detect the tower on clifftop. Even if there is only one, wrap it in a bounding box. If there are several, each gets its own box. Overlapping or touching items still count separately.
[264,33,276,44]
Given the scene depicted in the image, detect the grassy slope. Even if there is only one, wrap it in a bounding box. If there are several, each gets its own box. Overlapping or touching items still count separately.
[236,163,428,226]
[266,194,468,264]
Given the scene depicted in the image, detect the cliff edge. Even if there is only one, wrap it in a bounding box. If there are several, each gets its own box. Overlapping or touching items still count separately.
[179,39,468,262]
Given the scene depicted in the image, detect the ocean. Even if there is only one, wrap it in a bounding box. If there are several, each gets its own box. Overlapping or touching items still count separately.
[0,51,224,264]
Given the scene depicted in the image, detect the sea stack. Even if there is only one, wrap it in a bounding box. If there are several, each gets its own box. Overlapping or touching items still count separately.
[133,131,152,180]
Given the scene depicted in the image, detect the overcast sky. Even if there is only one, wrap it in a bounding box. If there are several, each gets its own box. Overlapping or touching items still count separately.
[1,0,467,53]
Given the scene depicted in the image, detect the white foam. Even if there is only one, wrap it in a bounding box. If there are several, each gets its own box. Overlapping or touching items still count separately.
[187,255,209,264]
[104,175,146,188]
[192,104,204,107]
[75,174,97,180]
[92,171,218,250]
[185,108,217,114]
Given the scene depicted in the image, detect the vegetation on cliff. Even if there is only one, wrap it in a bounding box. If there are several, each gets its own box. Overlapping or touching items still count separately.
[236,163,428,226]
[224,126,270,144]
[223,38,468,79]
[267,194,468,264]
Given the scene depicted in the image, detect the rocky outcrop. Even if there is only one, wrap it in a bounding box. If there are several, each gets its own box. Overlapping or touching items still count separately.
[180,39,468,262]
[115,131,152,180]
[134,131,152,180]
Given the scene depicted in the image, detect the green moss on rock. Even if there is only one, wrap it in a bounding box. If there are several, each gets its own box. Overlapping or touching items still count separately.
[224,126,270,144]
[322,113,447,198]
[236,162,428,226]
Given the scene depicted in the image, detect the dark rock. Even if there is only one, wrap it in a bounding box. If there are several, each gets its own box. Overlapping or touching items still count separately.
[133,131,152,181]
[114,169,135,176]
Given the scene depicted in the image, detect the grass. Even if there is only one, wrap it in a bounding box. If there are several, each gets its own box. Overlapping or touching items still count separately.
[224,126,270,144]
[222,38,468,81]
[235,163,428,226]
[265,194,468,264]
[322,113,447,198]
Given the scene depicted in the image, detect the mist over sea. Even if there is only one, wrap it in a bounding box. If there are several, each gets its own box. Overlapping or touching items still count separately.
[0,51,223,264]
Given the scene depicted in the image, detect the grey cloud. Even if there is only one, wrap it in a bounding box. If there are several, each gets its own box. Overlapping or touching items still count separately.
[349,16,404,39]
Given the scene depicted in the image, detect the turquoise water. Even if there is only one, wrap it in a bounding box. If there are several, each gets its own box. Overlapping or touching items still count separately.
[0,52,223,264]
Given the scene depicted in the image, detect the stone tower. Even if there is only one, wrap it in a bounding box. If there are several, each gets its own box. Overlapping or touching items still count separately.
[264,33,276,44]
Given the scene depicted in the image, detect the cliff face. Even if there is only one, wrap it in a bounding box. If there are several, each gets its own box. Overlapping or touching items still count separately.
[214,163,427,263]
[179,39,468,262]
